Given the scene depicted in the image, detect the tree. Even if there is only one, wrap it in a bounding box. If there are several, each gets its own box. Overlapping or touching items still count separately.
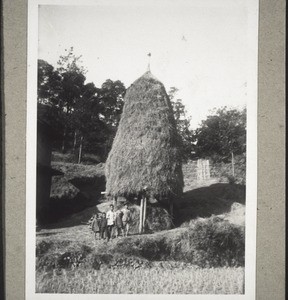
[37,60,65,144]
[72,82,102,162]
[98,79,126,127]
[57,47,87,75]
[38,59,62,105]
[55,48,88,152]
[72,79,126,162]
[168,87,194,161]
[97,79,126,159]
[37,49,127,161]
[194,107,246,173]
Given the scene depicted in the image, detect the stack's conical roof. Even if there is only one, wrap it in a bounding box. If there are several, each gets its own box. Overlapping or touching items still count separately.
[105,71,183,201]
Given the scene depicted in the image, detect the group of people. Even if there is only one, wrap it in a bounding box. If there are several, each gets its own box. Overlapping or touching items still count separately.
[89,203,132,241]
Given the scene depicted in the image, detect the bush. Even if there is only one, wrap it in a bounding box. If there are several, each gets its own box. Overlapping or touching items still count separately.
[99,216,245,268]
[191,217,245,267]
[36,242,93,271]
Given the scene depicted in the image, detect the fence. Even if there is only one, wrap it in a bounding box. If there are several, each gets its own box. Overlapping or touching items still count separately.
[183,158,245,187]
[197,159,210,180]
[183,159,211,182]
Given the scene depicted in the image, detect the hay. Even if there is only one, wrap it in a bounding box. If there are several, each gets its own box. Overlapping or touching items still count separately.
[105,71,183,202]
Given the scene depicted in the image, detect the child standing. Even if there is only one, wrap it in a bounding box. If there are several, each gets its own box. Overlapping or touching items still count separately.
[91,213,101,240]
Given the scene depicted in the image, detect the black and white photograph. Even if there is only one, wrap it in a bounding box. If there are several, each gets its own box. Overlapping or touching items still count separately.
[26,0,258,298]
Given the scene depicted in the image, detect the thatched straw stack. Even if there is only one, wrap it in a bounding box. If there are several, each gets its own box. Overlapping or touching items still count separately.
[105,71,183,203]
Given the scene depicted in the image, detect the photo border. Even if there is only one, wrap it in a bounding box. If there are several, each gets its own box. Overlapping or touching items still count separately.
[2,0,285,299]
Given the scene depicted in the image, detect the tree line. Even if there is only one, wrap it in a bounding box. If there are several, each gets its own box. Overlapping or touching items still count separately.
[38,48,126,162]
[38,47,246,166]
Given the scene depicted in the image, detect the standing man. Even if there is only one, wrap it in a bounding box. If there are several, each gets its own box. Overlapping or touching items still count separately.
[121,202,132,237]
[106,204,116,241]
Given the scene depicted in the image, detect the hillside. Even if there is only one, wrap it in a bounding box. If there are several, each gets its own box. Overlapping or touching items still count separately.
[36,159,246,294]
[45,159,245,226]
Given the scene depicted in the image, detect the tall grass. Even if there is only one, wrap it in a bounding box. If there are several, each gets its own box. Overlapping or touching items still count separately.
[36,266,244,294]
[37,216,244,269]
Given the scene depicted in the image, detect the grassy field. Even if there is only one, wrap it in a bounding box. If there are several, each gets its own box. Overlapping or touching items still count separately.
[36,160,246,294]
[36,212,245,294]
[36,265,244,294]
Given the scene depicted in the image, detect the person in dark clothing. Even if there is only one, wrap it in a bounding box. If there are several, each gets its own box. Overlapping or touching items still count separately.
[121,203,132,237]
[91,213,101,240]
[99,212,108,240]
[115,209,124,238]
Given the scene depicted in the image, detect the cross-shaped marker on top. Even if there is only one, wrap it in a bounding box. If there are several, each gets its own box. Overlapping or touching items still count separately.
[147,53,151,71]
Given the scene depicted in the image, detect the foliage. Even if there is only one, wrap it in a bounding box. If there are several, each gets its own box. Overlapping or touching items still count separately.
[98,79,126,127]
[38,59,62,105]
[37,48,126,161]
[104,218,244,268]
[194,107,246,163]
[191,217,245,267]
[83,79,126,160]
[168,87,194,161]
[56,47,87,75]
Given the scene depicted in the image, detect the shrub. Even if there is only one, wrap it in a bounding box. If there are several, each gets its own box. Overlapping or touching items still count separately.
[57,251,86,269]
[36,242,93,271]
[190,217,245,267]
[97,216,245,268]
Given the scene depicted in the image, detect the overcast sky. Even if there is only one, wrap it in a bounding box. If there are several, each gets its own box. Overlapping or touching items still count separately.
[38,0,251,129]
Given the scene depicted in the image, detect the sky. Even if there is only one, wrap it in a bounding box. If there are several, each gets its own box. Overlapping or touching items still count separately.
[38,0,250,129]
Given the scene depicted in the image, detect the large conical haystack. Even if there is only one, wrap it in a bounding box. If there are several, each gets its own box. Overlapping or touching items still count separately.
[105,71,183,203]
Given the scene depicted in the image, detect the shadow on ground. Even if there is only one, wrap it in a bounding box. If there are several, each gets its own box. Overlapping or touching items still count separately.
[39,182,245,230]
[174,183,245,226]
[36,232,62,237]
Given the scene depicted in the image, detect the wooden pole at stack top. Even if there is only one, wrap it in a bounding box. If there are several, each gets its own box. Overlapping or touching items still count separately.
[147,53,151,72]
